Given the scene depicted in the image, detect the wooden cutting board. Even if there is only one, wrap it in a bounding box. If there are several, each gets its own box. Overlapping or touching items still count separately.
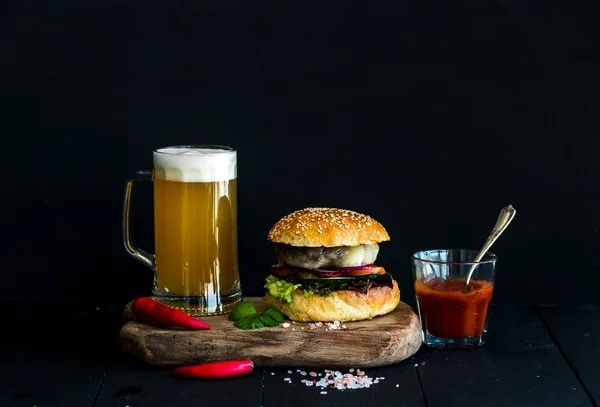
[119,297,422,369]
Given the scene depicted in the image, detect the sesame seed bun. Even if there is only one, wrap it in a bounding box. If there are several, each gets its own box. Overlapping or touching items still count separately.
[267,207,390,247]
[264,280,401,322]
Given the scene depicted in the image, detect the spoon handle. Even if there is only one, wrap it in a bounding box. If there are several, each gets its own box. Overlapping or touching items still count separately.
[465,205,516,285]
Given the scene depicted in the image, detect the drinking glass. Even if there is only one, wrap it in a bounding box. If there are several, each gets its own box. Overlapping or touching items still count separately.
[123,145,242,316]
[411,249,497,349]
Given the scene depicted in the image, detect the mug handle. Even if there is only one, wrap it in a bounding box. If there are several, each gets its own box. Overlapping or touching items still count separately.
[122,170,155,270]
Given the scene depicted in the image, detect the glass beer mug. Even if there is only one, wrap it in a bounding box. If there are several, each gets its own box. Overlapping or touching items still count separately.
[123,145,242,316]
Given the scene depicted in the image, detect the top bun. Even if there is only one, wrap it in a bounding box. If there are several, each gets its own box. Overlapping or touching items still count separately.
[267,207,390,247]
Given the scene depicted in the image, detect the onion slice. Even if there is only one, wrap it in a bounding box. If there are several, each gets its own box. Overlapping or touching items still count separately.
[270,264,377,278]
[300,267,343,274]
[297,265,375,273]
[331,264,374,271]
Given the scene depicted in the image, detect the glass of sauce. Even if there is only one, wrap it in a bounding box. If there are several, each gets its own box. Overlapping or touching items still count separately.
[411,249,497,349]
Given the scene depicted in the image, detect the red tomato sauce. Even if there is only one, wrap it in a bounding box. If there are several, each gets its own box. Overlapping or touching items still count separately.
[414,278,494,338]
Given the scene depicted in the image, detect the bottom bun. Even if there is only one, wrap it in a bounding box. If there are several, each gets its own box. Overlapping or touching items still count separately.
[264,279,401,322]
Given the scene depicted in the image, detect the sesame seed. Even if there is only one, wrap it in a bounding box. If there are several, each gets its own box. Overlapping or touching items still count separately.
[266,207,390,245]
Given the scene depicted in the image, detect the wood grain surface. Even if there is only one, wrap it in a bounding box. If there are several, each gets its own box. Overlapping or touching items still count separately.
[119,297,422,368]
[540,306,600,405]
[415,306,593,407]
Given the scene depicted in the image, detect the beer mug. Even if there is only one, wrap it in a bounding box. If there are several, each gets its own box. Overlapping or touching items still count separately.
[123,145,242,315]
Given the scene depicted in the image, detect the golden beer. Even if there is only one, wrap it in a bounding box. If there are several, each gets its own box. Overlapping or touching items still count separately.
[151,146,241,315]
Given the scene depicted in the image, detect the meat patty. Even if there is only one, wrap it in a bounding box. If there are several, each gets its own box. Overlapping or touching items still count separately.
[274,243,379,269]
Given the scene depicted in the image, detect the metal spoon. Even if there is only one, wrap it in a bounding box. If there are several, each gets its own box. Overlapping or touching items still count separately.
[465,204,516,286]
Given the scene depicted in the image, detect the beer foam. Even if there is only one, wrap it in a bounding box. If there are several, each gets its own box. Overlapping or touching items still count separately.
[153,147,237,182]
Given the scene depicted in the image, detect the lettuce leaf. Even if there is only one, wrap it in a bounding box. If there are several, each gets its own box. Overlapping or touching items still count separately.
[264,275,301,304]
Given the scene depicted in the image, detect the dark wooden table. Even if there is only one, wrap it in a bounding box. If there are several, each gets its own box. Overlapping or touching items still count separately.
[2,300,598,407]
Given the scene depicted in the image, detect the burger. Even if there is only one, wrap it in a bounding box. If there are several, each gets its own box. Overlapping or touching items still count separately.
[264,207,400,322]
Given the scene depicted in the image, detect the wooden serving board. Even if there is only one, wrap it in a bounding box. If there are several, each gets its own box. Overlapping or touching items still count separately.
[119,297,422,369]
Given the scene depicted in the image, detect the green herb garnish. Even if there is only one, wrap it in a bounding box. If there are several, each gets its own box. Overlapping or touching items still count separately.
[261,307,285,323]
[229,301,257,321]
[234,315,266,330]
[258,314,281,327]
[229,301,286,330]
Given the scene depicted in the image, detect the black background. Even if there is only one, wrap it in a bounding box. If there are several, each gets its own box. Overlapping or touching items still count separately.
[2,0,599,306]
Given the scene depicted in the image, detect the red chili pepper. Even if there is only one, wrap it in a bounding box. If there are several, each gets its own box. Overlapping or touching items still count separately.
[131,298,211,330]
[172,360,254,379]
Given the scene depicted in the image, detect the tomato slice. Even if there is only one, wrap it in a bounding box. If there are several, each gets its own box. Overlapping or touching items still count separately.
[344,266,386,276]
[270,265,297,277]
